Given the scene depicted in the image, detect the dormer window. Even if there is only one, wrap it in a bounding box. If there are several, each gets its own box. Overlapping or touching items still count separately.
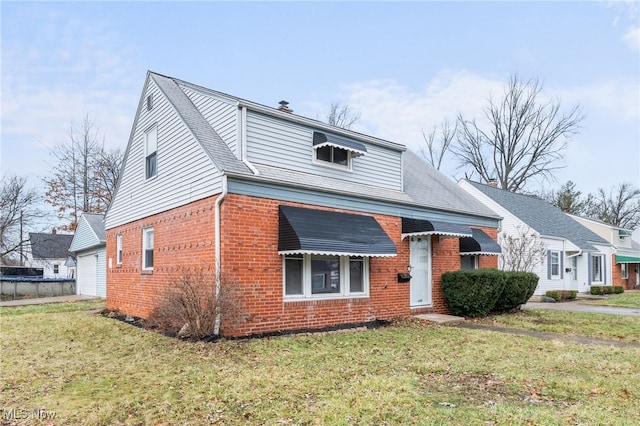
[312,131,366,169]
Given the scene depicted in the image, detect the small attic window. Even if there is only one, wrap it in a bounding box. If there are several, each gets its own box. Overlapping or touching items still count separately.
[146,94,153,111]
[312,131,366,170]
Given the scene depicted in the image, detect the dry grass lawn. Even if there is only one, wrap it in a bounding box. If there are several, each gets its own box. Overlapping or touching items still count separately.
[1,300,639,425]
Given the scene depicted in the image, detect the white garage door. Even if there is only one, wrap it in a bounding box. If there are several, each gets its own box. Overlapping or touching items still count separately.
[77,253,97,296]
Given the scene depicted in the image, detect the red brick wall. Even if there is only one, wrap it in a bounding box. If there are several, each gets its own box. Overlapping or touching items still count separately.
[218,194,409,336]
[106,197,218,318]
[106,193,500,336]
[611,255,639,289]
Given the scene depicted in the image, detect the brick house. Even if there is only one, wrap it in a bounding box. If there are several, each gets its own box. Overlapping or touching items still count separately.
[105,71,501,337]
[568,214,640,290]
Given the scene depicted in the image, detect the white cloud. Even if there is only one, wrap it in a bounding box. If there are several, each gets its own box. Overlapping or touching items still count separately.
[340,71,503,153]
[622,26,640,51]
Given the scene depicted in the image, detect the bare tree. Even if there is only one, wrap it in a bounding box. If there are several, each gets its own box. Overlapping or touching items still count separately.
[419,118,457,170]
[455,75,584,192]
[43,114,123,231]
[588,183,640,229]
[0,175,47,264]
[326,102,361,130]
[500,225,546,273]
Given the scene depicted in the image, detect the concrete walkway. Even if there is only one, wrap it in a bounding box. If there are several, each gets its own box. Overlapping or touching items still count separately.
[523,300,640,316]
[0,294,102,307]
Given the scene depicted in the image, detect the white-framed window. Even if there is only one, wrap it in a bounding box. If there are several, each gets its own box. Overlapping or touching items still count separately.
[145,125,158,179]
[142,227,154,270]
[283,254,369,299]
[460,255,478,270]
[549,250,561,279]
[621,263,628,279]
[146,94,153,111]
[314,145,351,169]
[116,234,123,265]
[591,254,604,283]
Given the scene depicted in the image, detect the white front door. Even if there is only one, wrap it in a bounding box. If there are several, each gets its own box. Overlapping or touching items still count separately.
[410,236,432,307]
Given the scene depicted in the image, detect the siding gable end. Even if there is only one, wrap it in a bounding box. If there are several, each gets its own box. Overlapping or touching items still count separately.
[105,73,226,229]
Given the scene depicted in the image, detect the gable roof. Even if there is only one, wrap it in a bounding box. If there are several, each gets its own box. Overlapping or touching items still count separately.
[464,180,609,251]
[150,73,252,176]
[29,233,74,259]
[70,213,106,252]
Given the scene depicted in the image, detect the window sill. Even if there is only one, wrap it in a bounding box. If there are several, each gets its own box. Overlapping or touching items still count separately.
[311,159,353,172]
[284,294,369,303]
[141,269,154,275]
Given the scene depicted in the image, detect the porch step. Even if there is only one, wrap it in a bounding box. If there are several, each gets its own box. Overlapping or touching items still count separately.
[414,313,465,325]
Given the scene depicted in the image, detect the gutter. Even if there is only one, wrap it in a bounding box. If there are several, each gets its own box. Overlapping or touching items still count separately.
[213,174,228,336]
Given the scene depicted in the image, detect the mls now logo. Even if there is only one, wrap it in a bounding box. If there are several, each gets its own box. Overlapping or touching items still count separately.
[2,408,56,420]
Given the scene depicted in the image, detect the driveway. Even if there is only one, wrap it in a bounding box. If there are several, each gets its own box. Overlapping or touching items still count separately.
[523,300,640,316]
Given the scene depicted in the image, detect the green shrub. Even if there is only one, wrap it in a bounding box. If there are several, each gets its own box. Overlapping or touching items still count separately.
[590,286,603,295]
[442,269,506,317]
[613,286,625,294]
[546,290,561,301]
[545,290,576,301]
[493,271,539,313]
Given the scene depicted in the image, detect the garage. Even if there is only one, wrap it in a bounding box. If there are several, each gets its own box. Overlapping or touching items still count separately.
[77,253,98,296]
[69,213,106,297]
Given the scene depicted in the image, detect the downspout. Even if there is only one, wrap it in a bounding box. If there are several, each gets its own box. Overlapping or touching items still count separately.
[214,174,228,336]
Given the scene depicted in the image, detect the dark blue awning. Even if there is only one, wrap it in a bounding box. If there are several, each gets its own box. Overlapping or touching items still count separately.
[313,132,367,157]
[401,217,473,238]
[278,205,396,257]
[460,228,501,255]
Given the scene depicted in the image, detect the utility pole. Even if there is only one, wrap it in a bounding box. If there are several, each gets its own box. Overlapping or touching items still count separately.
[19,210,24,266]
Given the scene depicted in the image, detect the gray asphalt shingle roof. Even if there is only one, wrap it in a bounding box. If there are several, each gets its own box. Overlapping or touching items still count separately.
[83,213,106,242]
[29,233,74,259]
[465,180,609,251]
[151,73,251,176]
[148,71,500,222]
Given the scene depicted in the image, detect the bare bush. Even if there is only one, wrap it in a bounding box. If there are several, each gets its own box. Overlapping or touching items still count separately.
[500,225,546,273]
[148,270,244,339]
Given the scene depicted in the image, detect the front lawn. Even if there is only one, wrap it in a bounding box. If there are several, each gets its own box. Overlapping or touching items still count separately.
[477,309,640,344]
[582,291,640,309]
[1,303,639,425]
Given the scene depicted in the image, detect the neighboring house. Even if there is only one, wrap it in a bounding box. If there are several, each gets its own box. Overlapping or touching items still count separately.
[105,71,502,337]
[459,180,612,295]
[25,231,75,278]
[568,214,640,290]
[69,213,107,297]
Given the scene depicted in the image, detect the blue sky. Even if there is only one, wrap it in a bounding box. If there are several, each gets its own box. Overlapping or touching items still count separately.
[2,1,639,209]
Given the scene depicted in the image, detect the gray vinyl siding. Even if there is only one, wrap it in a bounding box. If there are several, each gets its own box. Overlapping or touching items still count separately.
[96,247,106,297]
[69,220,100,252]
[245,111,402,191]
[105,78,223,229]
[181,86,239,155]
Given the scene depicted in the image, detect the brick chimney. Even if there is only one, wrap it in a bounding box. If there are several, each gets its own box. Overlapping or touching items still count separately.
[52,228,57,235]
[488,178,498,188]
[278,100,293,113]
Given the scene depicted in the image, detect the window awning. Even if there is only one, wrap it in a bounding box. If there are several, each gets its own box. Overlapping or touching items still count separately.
[616,255,640,263]
[313,132,367,157]
[278,205,396,257]
[460,228,501,256]
[401,217,473,239]
[619,230,632,237]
